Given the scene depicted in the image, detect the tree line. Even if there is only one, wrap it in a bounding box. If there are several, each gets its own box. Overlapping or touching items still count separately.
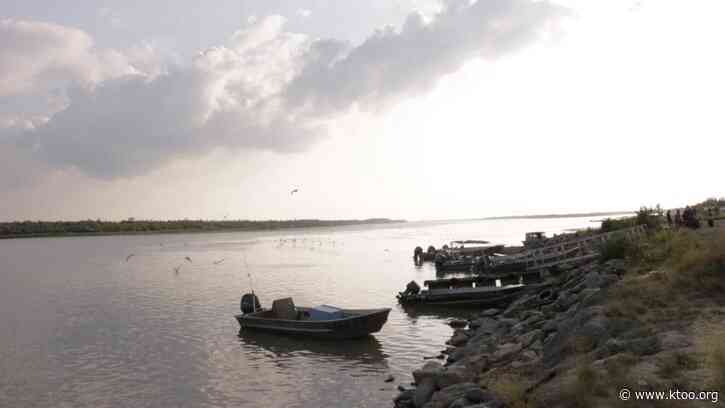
[0,218,403,238]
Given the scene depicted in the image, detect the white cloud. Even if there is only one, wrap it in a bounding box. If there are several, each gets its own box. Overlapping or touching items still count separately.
[0,19,155,97]
[1,1,566,179]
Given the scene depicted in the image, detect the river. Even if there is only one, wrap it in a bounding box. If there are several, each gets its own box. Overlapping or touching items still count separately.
[0,216,609,407]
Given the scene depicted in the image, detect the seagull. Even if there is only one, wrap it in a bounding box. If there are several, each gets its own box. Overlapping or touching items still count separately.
[126,254,135,262]
[173,265,182,274]
[290,188,299,195]
[213,258,225,265]
[184,256,193,263]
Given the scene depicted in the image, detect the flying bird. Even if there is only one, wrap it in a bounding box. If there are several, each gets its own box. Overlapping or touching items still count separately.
[126,254,135,262]
[173,265,182,274]
[213,258,225,265]
[184,256,193,263]
[290,188,299,195]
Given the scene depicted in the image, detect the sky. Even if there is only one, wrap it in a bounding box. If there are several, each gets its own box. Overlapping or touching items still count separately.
[0,0,723,221]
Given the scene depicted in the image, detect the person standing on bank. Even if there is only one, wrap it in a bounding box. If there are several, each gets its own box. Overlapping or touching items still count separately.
[666,210,672,228]
[708,207,715,228]
[674,209,682,229]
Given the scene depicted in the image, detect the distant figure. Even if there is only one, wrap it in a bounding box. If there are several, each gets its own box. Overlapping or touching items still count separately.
[413,246,424,264]
[708,208,715,228]
[682,206,700,229]
[674,209,682,229]
[666,210,672,227]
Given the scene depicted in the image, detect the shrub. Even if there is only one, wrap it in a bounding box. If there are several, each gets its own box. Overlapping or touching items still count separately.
[657,351,700,379]
[599,236,629,262]
[488,375,528,408]
[600,217,636,233]
[698,328,725,391]
[668,231,725,295]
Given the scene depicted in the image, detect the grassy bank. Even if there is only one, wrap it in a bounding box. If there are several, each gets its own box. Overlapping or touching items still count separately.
[561,217,725,406]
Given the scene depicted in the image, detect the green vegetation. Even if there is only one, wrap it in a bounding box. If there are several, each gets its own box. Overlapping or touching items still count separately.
[0,218,404,238]
[488,374,528,408]
[600,205,661,233]
[656,351,699,379]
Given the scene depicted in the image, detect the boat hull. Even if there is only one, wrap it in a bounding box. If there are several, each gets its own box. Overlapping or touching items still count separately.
[235,307,391,339]
[398,285,527,308]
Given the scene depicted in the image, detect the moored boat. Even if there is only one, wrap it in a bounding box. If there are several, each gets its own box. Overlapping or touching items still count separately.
[397,279,530,307]
[235,294,391,339]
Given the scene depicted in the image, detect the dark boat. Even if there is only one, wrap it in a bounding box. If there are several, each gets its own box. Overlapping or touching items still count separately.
[397,279,529,307]
[235,294,391,339]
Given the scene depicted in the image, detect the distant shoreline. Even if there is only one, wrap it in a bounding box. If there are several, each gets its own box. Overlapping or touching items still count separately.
[479,211,633,221]
[0,218,405,240]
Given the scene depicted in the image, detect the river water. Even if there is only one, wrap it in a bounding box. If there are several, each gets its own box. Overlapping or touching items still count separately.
[0,216,607,407]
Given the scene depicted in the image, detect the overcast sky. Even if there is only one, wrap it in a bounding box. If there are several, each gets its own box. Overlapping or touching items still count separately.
[1,0,722,221]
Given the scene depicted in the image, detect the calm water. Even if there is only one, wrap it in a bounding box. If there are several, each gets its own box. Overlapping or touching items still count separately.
[0,217,604,407]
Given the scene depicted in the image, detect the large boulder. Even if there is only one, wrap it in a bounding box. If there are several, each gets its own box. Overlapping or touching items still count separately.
[491,342,522,364]
[469,317,500,334]
[435,362,475,389]
[413,361,444,384]
[520,329,544,349]
[426,383,480,408]
[394,389,416,408]
[448,330,470,347]
[413,378,436,407]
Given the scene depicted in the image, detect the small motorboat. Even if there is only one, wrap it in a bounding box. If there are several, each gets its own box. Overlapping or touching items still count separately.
[235,294,391,339]
[397,279,532,308]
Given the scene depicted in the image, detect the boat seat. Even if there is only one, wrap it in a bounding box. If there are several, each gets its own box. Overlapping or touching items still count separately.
[272,297,298,320]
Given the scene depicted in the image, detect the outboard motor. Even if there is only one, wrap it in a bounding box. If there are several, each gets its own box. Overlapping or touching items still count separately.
[240,293,261,314]
[404,280,421,296]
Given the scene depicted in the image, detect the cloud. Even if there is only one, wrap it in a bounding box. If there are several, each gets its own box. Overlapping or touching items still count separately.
[2,0,567,179]
[0,19,151,97]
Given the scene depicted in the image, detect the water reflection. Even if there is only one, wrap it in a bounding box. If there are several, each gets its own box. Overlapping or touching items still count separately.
[238,330,389,366]
[398,304,474,321]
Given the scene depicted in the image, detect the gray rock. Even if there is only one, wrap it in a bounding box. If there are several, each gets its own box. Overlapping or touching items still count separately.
[413,361,444,384]
[449,319,468,329]
[555,290,578,310]
[541,319,558,333]
[583,271,603,289]
[467,399,504,408]
[435,362,474,388]
[427,382,480,408]
[464,388,490,403]
[579,288,605,308]
[448,330,470,347]
[469,317,499,334]
[520,329,544,349]
[394,389,416,408]
[599,274,619,288]
[446,347,466,364]
[529,339,544,352]
[448,398,467,408]
[491,342,522,364]
[480,308,501,317]
[413,378,436,408]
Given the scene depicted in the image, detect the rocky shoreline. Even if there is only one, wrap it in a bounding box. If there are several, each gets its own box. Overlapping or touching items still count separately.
[393,248,722,408]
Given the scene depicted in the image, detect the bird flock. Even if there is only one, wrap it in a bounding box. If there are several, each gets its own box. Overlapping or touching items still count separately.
[124,245,229,274]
